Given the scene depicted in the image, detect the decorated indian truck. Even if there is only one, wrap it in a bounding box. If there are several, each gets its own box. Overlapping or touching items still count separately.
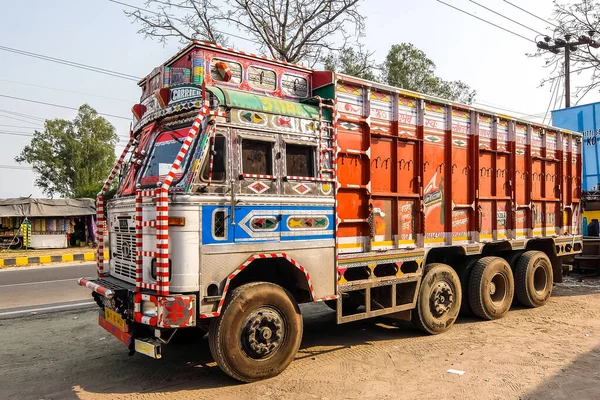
[78,41,583,382]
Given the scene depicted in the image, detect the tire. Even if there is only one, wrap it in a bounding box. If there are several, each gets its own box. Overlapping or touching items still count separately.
[412,263,461,335]
[502,251,524,305]
[503,251,523,269]
[468,256,514,320]
[515,251,553,308]
[208,282,303,382]
[455,257,478,317]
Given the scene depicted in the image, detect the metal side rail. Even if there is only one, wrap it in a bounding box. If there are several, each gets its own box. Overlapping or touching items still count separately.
[78,277,117,299]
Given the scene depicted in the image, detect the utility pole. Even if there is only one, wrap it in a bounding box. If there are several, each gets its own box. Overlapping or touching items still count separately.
[537,33,600,108]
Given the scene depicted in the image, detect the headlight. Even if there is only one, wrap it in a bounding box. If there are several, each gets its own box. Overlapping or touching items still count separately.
[141,300,157,317]
[150,258,172,281]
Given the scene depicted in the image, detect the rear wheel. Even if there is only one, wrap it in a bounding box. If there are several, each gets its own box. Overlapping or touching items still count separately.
[468,256,514,320]
[412,263,461,335]
[502,251,524,305]
[455,257,478,316]
[515,251,553,308]
[208,282,303,382]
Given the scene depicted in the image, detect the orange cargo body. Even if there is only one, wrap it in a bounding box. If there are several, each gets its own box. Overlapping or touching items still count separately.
[313,73,583,258]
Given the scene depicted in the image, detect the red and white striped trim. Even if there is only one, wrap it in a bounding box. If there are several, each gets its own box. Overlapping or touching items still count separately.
[151,104,210,296]
[96,196,105,277]
[205,110,228,117]
[315,295,338,302]
[135,190,143,288]
[207,124,217,186]
[140,220,156,227]
[286,176,335,182]
[137,250,156,258]
[240,173,277,180]
[97,132,136,276]
[134,293,158,326]
[139,189,156,197]
[140,282,158,290]
[77,278,115,299]
[199,253,316,319]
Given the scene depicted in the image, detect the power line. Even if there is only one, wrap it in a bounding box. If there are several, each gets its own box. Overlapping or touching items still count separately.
[543,75,560,124]
[108,0,260,45]
[0,112,43,126]
[0,108,46,122]
[0,45,141,81]
[502,1,561,30]
[467,0,545,36]
[0,80,131,103]
[0,127,131,141]
[0,131,34,138]
[435,0,536,44]
[0,124,40,129]
[0,164,32,171]
[548,65,595,80]
[474,100,544,116]
[0,94,131,120]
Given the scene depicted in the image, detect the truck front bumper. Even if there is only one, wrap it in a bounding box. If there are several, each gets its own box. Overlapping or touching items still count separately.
[78,276,195,359]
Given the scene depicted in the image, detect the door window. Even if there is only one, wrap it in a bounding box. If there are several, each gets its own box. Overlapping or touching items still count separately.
[286,143,315,177]
[201,135,227,182]
[242,139,273,175]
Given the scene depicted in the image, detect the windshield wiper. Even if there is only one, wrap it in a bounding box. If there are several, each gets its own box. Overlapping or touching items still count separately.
[168,131,184,144]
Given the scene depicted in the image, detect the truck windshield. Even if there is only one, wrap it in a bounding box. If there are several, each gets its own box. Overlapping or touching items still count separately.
[140,127,195,187]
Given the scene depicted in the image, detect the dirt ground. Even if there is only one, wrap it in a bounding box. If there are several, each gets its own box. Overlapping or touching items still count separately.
[1,274,600,400]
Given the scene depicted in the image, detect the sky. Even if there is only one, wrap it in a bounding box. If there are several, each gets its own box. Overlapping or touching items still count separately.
[0,0,593,198]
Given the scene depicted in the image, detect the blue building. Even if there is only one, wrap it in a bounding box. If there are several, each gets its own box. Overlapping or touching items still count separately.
[553,102,600,192]
[553,102,600,235]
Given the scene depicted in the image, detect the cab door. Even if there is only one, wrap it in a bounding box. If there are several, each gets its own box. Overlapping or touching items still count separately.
[232,129,282,244]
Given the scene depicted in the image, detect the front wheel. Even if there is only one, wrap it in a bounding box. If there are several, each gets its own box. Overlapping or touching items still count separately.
[412,263,462,335]
[208,282,303,382]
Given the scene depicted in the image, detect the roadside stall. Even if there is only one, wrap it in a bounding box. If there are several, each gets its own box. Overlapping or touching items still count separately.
[0,198,96,249]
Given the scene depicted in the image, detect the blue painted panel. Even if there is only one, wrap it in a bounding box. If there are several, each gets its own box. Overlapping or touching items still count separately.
[202,204,334,245]
[202,205,234,245]
[233,205,281,243]
[553,102,600,191]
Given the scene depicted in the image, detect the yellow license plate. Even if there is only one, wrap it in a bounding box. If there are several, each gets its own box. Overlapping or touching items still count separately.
[105,308,125,330]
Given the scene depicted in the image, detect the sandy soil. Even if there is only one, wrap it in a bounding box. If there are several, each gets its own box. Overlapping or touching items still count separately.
[1,274,600,400]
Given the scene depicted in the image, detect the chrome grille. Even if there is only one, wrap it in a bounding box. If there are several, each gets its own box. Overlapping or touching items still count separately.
[112,218,137,282]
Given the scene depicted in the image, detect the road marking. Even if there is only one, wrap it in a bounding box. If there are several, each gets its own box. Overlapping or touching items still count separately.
[0,278,80,288]
[0,301,96,316]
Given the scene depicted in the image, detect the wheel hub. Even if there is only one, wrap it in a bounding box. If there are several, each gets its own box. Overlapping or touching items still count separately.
[243,308,284,359]
[489,281,497,295]
[431,282,454,317]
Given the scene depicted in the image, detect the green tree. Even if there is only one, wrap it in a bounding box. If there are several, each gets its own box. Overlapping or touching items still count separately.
[381,43,476,104]
[323,45,377,80]
[15,104,118,198]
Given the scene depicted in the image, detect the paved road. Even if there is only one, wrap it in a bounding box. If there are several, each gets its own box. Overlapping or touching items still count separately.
[0,262,97,318]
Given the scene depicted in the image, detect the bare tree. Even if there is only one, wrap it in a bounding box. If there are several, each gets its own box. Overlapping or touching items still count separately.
[124,0,365,66]
[533,0,600,104]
